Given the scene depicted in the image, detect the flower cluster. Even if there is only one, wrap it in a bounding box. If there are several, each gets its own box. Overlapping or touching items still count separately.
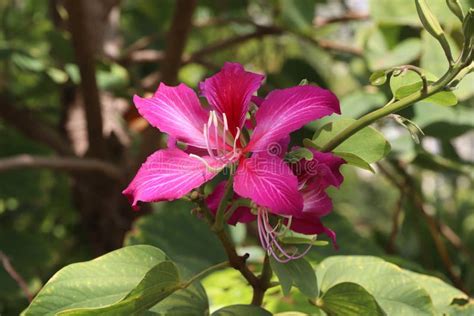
[123,62,344,262]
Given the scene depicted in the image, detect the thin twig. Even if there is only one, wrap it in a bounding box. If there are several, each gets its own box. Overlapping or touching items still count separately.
[313,12,370,27]
[181,261,230,289]
[194,199,263,303]
[0,97,73,156]
[132,20,362,72]
[378,161,468,293]
[0,250,33,302]
[386,191,405,254]
[184,26,283,64]
[0,154,124,181]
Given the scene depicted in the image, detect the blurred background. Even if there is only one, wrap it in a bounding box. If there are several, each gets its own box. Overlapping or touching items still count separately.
[0,0,473,314]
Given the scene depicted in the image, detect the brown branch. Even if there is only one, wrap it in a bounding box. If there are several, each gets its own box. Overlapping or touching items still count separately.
[378,161,468,293]
[185,26,283,64]
[126,49,165,64]
[135,25,361,71]
[0,154,124,181]
[160,0,197,85]
[0,97,73,156]
[193,197,267,305]
[65,0,107,158]
[136,0,197,165]
[314,12,370,27]
[0,250,32,302]
[386,191,405,254]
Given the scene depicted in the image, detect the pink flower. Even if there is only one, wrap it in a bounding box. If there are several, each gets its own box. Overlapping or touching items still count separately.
[206,149,345,263]
[123,62,340,214]
[285,150,345,245]
[251,150,344,262]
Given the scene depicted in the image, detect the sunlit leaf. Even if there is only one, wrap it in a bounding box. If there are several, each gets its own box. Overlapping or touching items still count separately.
[317,282,384,316]
[270,257,318,298]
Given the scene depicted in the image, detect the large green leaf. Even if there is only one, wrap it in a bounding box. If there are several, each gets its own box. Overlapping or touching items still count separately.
[22,245,178,315]
[316,256,435,315]
[270,257,318,298]
[212,304,272,316]
[125,200,226,274]
[402,270,469,311]
[339,90,387,119]
[144,282,209,316]
[58,261,181,315]
[390,70,458,106]
[278,0,317,32]
[317,282,384,316]
[333,152,375,173]
[444,303,474,316]
[369,38,422,71]
[420,29,474,101]
[308,117,391,164]
[369,0,467,27]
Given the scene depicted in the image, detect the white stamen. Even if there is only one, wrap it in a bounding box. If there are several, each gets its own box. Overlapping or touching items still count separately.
[256,208,313,263]
[233,127,241,153]
[203,124,216,160]
[207,111,213,127]
[223,113,229,131]
[189,154,222,172]
[212,111,219,154]
[222,113,228,154]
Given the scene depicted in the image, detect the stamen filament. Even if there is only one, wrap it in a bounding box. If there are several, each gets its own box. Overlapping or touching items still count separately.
[203,124,216,160]
[257,208,314,263]
[189,154,223,173]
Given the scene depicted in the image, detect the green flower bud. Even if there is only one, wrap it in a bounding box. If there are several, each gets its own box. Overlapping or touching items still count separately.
[446,0,464,22]
[463,9,474,42]
[416,0,453,63]
[462,9,474,62]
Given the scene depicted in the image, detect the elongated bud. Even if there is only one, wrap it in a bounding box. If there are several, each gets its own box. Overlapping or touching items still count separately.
[446,0,464,22]
[463,9,474,43]
[462,9,474,62]
[416,0,453,63]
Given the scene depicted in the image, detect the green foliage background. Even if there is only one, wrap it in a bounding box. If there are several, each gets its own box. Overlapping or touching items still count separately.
[0,0,473,314]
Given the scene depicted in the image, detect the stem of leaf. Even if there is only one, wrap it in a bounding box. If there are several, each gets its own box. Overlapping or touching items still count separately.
[251,254,273,305]
[180,261,230,289]
[320,61,465,152]
[213,172,235,231]
[224,199,252,222]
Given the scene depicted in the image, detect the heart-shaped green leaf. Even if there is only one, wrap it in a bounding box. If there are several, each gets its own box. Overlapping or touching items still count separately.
[58,261,181,315]
[22,245,179,316]
[270,256,318,298]
[212,304,272,316]
[316,256,435,315]
[317,282,385,316]
[307,117,391,164]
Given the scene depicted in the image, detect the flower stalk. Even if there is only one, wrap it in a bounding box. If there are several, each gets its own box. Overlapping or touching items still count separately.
[180,261,230,289]
[213,173,235,232]
[320,60,466,153]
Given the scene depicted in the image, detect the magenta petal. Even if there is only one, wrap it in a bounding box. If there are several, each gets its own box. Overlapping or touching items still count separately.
[123,148,221,209]
[251,95,264,107]
[301,181,333,217]
[206,181,256,225]
[293,149,345,188]
[288,216,337,248]
[247,85,340,152]
[199,62,264,136]
[134,83,209,148]
[234,155,303,216]
[310,150,345,188]
[206,181,226,211]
